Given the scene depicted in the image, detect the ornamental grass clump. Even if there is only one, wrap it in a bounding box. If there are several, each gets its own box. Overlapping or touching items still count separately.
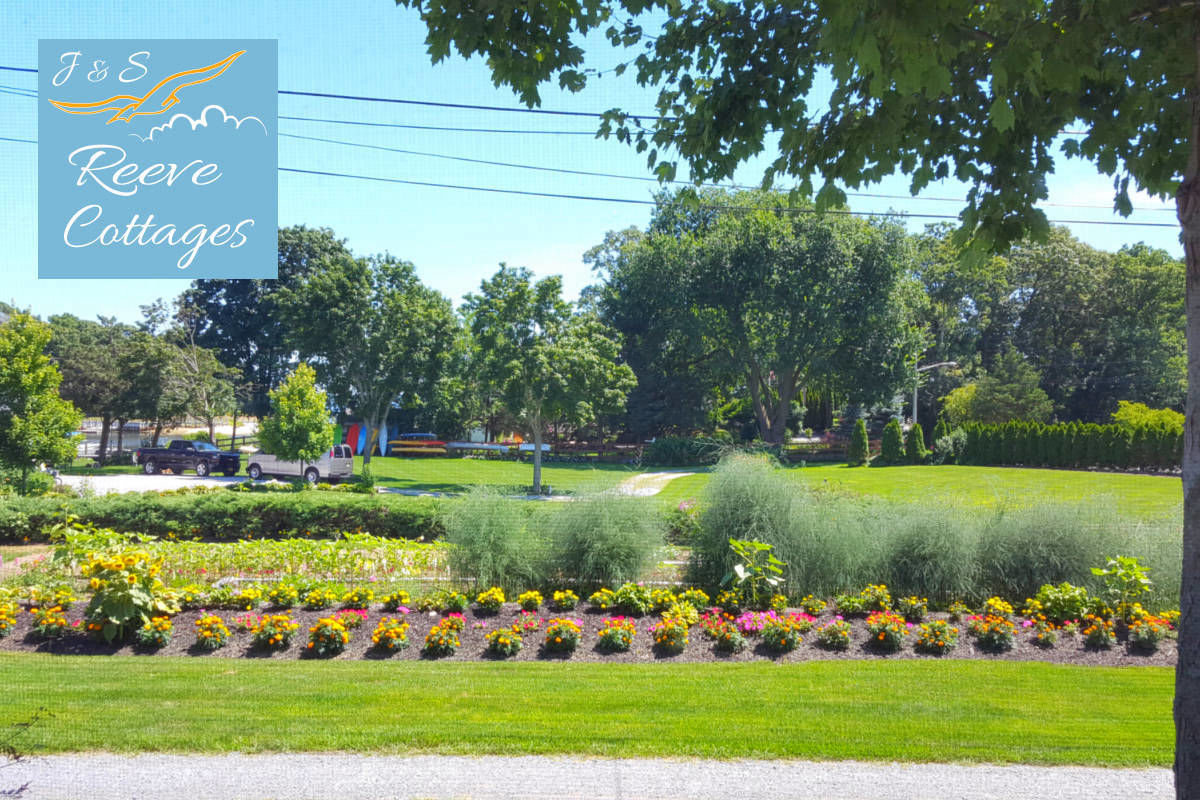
[649,617,688,654]
[266,584,299,609]
[967,614,1016,651]
[475,586,505,613]
[307,616,351,657]
[485,627,523,657]
[543,618,582,654]
[550,590,579,611]
[866,611,910,652]
[379,590,412,612]
[340,587,374,610]
[517,590,543,611]
[761,617,803,654]
[252,613,301,650]
[136,616,173,649]
[816,617,852,650]
[597,617,637,652]
[915,620,959,655]
[194,614,230,650]
[29,606,70,640]
[371,616,410,653]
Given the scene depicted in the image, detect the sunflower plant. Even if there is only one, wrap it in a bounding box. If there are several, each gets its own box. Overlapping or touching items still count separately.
[80,549,177,643]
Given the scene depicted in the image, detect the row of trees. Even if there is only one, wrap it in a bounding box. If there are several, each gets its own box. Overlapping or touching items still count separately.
[960,420,1182,471]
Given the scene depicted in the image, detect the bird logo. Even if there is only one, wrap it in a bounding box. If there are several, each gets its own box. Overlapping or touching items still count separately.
[48,50,246,124]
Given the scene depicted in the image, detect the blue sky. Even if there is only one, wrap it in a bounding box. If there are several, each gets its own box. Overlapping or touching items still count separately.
[0,0,1183,324]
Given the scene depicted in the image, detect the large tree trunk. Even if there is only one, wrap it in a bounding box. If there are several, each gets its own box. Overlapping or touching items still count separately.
[363,411,386,465]
[532,423,544,494]
[1176,48,1200,797]
[115,419,125,458]
[748,365,797,445]
[98,415,112,464]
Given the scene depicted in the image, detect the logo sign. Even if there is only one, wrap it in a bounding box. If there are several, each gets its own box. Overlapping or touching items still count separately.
[38,40,277,279]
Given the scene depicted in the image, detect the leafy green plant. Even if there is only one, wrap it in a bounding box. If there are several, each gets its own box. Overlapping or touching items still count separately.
[80,548,177,642]
[597,617,636,652]
[517,590,543,611]
[30,605,70,639]
[306,616,351,657]
[866,611,909,652]
[967,614,1016,652]
[303,587,339,611]
[1033,582,1091,624]
[816,618,852,650]
[0,601,18,638]
[678,588,710,608]
[485,627,523,657]
[370,616,410,653]
[915,620,959,655]
[586,588,615,610]
[711,620,747,653]
[1091,556,1152,621]
[252,613,300,650]
[544,618,582,654]
[193,614,230,650]
[475,586,506,613]
[847,419,870,466]
[1081,614,1116,649]
[896,596,928,622]
[550,589,579,611]
[136,616,172,649]
[613,583,653,616]
[761,617,803,654]
[266,584,300,609]
[723,538,787,610]
[649,617,688,654]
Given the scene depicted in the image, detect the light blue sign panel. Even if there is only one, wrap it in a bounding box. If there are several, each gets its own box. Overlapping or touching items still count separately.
[39,40,277,278]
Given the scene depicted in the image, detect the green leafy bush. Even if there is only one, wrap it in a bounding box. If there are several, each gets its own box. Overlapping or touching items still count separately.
[1033,582,1091,623]
[877,419,905,465]
[847,419,870,467]
[905,423,929,464]
[0,490,443,543]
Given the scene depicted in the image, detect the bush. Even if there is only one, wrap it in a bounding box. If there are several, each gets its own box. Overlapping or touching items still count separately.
[550,589,578,611]
[81,548,178,642]
[0,490,444,543]
[423,622,460,657]
[371,616,410,652]
[194,614,230,650]
[642,437,725,467]
[597,617,637,652]
[760,617,803,653]
[1081,614,1116,648]
[865,611,909,652]
[915,620,959,654]
[877,419,905,465]
[967,614,1015,651]
[1034,582,1091,624]
[485,627,523,657]
[649,617,688,654]
[847,419,870,467]
[475,586,506,613]
[252,614,300,650]
[517,590,543,611]
[544,618,582,653]
[905,423,929,464]
[549,495,665,588]
[136,616,172,649]
[380,591,412,612]
[613,582,653,616]
[931,428,967,465]
[815,618,852,650]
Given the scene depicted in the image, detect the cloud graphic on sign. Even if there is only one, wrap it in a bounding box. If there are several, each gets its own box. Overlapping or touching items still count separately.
[128,104,268,143]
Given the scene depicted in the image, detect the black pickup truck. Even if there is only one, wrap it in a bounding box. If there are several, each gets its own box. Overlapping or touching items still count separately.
[134,440,241,477]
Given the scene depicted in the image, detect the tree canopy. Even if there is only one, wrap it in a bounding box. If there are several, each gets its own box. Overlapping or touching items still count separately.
[257,364,335,469]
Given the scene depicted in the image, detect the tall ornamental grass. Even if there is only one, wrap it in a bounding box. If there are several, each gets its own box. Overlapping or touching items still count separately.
[689,454,1181,608]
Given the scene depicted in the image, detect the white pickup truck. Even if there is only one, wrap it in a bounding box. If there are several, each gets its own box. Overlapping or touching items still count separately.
[245,445,355,484]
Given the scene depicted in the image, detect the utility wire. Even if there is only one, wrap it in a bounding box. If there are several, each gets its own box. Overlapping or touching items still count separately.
[280,114,598,135]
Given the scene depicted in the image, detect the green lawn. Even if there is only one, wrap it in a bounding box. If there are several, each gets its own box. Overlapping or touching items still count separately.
[358,456,636,494]
[0,654,1171,766]
[59,459,141,476]
[784,463,1182,521]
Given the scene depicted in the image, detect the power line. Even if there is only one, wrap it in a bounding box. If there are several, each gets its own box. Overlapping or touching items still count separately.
[0,128,1180,226]
[280,129,1175,212]
[278,88,662,121]
[280,114,598,136]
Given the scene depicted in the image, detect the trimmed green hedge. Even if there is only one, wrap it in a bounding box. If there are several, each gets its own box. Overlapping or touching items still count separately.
[961,421,1181,471]
[0,490,443,543]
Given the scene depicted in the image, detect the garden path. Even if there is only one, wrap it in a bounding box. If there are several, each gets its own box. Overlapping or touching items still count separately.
[0,754,1172,799]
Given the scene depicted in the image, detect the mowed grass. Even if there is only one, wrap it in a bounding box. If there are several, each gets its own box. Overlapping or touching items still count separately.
[0,654,1171,766]
[783,463,1181,522]
[358,456,636,494]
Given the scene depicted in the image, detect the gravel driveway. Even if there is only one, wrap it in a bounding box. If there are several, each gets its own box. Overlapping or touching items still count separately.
[0,754,1173,800]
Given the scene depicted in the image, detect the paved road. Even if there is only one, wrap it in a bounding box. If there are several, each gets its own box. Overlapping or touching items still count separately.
[0,754,1173,800]
[59,471,698,499]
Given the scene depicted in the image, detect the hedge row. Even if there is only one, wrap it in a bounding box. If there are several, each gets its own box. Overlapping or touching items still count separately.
[0,490,444,543]
[960,421,1181,470]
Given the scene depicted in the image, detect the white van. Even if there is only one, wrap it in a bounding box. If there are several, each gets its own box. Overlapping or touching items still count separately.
[246,444,354,484]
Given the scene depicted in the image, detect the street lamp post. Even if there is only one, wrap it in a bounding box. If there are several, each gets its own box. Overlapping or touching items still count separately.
[913,361,958,426]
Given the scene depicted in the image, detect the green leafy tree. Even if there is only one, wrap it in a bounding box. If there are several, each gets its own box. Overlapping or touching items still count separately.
[400,3,1200,785]
[464,265,636,493]
[941,351,1053,425]
[257,364,335,476]
[1113,401,1185,434]
[597,189,918,443]
[278,254,458,464]
[0,314,82,492]
[876,419,904,466]
[178,226,352,418]
[846,418,869,467]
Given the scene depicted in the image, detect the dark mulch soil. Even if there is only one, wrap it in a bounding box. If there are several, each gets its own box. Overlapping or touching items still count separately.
[0,603,1177,666]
